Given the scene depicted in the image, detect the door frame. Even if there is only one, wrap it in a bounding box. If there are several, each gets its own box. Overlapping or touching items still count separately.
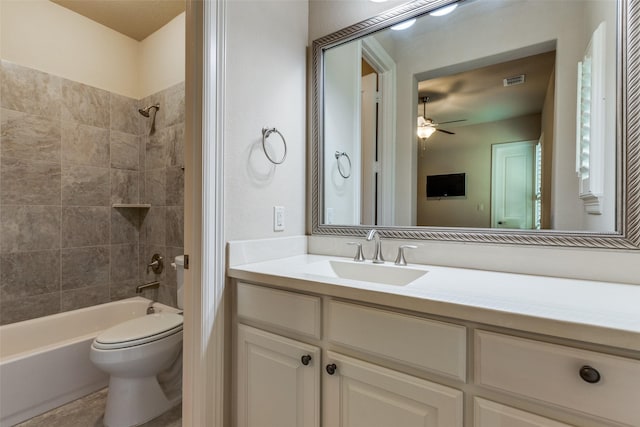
[184,1,226,426]
[362,38,396,226]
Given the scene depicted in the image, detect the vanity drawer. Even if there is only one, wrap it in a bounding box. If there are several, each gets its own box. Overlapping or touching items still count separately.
[236,282,321,339]
[327,300,466,381]
[475,330,640,426]
[474,398,573,427]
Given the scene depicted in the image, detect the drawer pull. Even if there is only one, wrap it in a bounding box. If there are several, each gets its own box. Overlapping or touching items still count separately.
[326,363,337,375]
[301,355,312,366]
[579,365,601,383]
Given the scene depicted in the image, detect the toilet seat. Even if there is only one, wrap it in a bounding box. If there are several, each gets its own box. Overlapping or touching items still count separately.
[93,312,183,350]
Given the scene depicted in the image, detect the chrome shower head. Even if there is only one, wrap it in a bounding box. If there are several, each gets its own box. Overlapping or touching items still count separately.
[138,103,160,117]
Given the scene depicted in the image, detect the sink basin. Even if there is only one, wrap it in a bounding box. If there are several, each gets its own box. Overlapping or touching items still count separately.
[303,260,428,286]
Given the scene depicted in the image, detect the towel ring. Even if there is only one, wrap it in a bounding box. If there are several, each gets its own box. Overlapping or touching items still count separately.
[335,151,351,178]
[262,127,287,165]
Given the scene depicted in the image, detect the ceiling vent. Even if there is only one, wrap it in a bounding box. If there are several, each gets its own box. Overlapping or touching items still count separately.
[503,74,526,87]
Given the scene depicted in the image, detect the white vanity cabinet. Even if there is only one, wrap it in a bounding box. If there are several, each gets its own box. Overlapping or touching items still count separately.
[233,279,640,427]
[234,281,465,427]
[236,324,320,427]
[323,351,463,427]
[476,330,640,426]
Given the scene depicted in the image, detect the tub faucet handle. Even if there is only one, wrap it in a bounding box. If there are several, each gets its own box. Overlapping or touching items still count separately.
[394,245,417,266]
[346,242,365,262]
[147,254,164,274]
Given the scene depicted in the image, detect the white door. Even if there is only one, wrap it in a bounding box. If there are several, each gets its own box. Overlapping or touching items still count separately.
[491,141,536,229]
[236,325,320,427]
[361,72,378,225]
[474,398,573,427]
[323,351,463,427]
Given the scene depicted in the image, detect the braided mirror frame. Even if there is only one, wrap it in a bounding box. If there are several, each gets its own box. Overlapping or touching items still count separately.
[311,0,640,249]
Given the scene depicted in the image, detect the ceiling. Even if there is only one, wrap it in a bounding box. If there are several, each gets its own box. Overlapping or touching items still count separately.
[50,0,185,41]
[417,50,556,130]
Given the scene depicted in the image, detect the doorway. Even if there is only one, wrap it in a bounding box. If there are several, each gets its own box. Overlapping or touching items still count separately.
[491,140,536,229]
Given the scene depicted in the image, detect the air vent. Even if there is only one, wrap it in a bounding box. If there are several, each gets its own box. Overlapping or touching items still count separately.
[503,74,526,87]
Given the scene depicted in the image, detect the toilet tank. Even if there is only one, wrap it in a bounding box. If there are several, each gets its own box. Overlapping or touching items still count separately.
[174,255,184,309]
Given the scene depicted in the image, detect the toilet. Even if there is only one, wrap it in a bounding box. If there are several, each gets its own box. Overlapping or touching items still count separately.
[90,255,185,427]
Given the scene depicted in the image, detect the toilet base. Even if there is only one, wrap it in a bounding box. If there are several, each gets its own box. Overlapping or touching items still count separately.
[103,375,181,427]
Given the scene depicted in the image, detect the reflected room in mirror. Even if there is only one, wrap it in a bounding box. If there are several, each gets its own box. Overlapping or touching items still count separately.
[318,0,619,236]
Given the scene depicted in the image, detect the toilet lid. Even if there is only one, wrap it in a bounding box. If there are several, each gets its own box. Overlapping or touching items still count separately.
[93,312,183,350]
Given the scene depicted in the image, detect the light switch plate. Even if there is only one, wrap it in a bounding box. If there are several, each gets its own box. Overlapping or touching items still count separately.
[273,206,285,231]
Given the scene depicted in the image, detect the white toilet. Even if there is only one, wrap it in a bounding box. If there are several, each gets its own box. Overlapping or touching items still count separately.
[90,255,185,427]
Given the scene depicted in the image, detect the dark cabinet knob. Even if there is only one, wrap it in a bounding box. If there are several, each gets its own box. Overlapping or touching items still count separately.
[326,363,337,375]
[301,355,312,366]
[579,365,601,383]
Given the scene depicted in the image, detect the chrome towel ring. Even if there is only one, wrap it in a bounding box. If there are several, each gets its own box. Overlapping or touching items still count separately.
[262,127,287,165]
[335,151,351,178]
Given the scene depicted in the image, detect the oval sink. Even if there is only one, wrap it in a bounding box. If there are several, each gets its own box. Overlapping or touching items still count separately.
[303,260,428,286]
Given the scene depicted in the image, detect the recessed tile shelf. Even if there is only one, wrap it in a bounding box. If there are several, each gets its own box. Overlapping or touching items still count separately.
[112,204,151,208]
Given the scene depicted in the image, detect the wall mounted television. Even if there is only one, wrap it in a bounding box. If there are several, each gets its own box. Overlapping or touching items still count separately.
[426,173,466,198]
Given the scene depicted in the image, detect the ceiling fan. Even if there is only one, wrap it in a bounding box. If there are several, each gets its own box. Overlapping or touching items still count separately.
[417,96,466,138]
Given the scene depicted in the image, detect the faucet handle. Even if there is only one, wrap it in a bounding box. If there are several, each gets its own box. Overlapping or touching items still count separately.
[346,242,365,262]
[395,245,417,266]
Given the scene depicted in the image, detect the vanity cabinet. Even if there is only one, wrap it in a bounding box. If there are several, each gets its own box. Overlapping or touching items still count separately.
[235,281,464,427]
[236,324,320,427]
[233,280,639,427]
[323,351,463,427]
[476,330,640,426]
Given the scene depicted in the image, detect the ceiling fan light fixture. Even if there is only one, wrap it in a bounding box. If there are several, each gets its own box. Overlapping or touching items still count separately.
[429,3,458,16]
[391,18,416,31]
[417,117,437,139]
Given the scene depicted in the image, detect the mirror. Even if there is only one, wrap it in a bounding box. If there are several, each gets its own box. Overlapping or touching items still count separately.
[312,0,640,249]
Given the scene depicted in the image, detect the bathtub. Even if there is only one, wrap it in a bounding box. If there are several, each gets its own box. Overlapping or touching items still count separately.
[0,297,178,426]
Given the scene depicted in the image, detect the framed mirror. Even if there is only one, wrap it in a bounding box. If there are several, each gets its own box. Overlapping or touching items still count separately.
[311,0,640,249]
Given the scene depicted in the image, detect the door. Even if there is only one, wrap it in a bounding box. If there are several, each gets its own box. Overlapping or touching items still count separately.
[491,141,536,229]
[236,325,320,427]
[323,351,463,427]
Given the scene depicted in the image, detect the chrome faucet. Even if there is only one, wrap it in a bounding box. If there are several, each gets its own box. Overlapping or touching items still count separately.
[366,229,385,264]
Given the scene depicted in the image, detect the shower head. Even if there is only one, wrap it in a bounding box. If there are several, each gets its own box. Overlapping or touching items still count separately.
[139,103,160,117]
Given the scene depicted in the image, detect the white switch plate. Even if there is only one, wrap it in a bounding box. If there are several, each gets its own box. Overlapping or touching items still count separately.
[273,206,285,231]
[326,208,334,224]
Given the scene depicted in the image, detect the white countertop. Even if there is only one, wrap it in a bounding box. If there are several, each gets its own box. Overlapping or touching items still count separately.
[228,254,640,352]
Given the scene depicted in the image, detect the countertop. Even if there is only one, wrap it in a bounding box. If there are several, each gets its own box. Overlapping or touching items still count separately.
[228,254,640,352]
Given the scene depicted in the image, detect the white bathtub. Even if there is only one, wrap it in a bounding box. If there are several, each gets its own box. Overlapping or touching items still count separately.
[0,297,178,426]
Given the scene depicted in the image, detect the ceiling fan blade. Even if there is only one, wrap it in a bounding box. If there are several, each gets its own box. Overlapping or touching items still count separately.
[437,119,467,125]
[437,128,455,135]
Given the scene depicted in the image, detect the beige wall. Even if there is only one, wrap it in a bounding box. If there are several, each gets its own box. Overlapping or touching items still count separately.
[139,12,186,99]
[417,114,541,228]
[1,0,139,97]
[0,0,184,99]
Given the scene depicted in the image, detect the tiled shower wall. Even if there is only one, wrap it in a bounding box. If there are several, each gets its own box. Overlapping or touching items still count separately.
[0,60,184,324]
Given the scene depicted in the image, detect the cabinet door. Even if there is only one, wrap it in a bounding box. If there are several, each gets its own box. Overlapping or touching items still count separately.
[237,324,320,427]
[323,351,463,427]
[474,398,574,427]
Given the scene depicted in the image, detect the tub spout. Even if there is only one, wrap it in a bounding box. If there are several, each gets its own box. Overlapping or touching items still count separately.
[136,281,160,294]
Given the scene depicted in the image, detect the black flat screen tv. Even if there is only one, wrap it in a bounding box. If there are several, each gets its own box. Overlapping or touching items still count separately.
[426,173,466,198]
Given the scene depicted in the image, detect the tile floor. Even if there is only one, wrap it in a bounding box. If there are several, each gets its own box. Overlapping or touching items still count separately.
[15,389,181,427]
